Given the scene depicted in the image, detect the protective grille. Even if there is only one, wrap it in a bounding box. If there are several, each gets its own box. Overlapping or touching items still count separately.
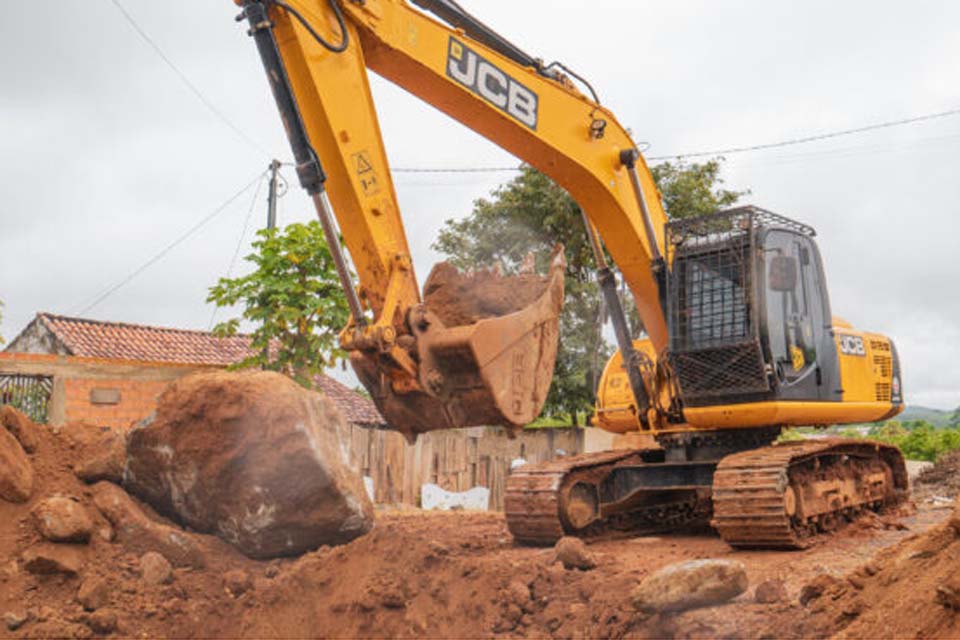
[664,207,796,404]
[669,234,752,350]
[668,342,770,405]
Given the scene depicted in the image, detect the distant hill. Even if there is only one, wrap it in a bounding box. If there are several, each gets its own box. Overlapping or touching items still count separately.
[901,405,954,427]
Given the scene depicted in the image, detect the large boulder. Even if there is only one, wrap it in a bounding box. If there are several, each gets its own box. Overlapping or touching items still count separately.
[124,370,374,558]
[0,425,33,503]
[631,559,748,614]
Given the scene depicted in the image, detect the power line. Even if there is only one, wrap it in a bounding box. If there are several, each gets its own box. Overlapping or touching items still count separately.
[207,172,268,330]
[647,106,960,160]
[107,0,272,159]
[390,105,960,171]
[392,166,521,173]
[74,170,268,316]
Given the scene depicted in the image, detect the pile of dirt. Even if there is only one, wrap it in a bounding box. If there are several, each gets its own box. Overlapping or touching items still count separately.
[916,450,960,498]
[786,501,960,639]
[2,402,959,639]
[422,262,550,327]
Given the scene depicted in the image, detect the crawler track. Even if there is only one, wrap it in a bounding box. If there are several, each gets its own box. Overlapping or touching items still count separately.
[712,438,908,549]
[505,451,636,544]
[505,450,710,545]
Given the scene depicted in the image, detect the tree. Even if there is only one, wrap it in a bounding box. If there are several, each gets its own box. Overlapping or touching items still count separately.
[949,406,960,429]
[651,158,745,220]
[0,299,5,347]
[207,221,350,387]
[434,159,747,424]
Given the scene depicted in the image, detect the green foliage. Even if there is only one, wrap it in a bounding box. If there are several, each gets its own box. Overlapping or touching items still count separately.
[207,221,350,387]
[433,159,745,424]
[777,428,806,442]
[950,407,960,429]
[651,158,749,220]
[866,420,960,462]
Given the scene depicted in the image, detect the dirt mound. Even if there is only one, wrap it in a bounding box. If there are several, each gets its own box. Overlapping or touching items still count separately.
[786,501,960,639]
[916,450,960,497]
[422,262,550,327]
[2,405,957,639]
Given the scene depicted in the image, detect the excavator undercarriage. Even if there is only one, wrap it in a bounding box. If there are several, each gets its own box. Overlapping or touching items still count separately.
[506,434,908,549]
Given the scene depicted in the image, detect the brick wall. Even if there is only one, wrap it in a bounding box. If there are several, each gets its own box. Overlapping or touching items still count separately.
[0,352,207,428]
[63,377,173,428]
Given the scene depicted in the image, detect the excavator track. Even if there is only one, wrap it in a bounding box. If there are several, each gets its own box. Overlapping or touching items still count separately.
[505,451,636,545]
[712,438,908,549]
[505,450,710,545]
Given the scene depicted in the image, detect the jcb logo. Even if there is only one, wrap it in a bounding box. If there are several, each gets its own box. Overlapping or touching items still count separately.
[447,37,539,130]
[838,334,866,357]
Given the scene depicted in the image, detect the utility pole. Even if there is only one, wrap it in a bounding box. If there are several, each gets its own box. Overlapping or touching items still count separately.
[263,159,282,367]
[266,159,281,231]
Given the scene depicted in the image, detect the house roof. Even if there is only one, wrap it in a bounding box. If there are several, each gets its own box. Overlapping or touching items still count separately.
[313,375,384,426]
[33,313,259,366]
[7,313,385,426]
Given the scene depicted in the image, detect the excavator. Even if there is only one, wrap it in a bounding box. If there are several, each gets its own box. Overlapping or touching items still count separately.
[232,0,908,548]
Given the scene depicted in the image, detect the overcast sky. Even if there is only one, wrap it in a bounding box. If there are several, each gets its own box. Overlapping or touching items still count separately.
[2,1,958,410]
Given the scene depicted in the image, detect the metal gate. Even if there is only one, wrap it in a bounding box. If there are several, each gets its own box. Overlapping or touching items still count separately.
[0,374,53,424]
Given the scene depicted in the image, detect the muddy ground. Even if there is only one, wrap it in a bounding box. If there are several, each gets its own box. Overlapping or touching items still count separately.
[2,409,960,639]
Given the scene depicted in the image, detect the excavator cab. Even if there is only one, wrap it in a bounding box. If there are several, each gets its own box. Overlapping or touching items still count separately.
[666,206,843,408]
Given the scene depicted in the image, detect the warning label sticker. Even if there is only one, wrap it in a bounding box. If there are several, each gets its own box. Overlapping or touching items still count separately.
[352,151,380,196]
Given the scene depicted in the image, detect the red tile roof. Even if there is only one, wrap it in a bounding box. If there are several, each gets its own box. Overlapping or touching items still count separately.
[38,313,259,366]
[314,375,385,426]
[24,314,385,426]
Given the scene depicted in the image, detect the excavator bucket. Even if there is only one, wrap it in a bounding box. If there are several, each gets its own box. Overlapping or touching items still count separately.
[352,247,565,440]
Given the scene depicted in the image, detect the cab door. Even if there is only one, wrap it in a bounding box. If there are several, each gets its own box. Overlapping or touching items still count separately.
[762,229,839,401]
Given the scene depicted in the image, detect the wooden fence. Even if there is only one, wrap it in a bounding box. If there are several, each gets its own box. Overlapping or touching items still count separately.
[333,423,585,511]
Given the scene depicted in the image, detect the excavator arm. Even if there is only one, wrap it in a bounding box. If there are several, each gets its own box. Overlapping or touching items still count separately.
[235,0,667,436]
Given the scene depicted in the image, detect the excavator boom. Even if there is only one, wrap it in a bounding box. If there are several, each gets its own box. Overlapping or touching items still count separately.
[235,0,667,437]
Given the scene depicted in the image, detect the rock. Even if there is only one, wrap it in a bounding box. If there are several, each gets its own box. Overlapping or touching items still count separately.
[755,578,788,604]
[91,481,206,568]
[554,537,596,571]
[631,559,748,614]
[948,503,960,535]
[74,434,126,484]
[0,424,33,503]
[0,405,40,453]
[123,370,374,559]
[139,552,172,585]
[3,610,28,631]
[22,544,84,576]
[30,620,93,639]
[799,574,845,606]
[87,609,118,634]
[505,579,531,609]
[223,569,253,596]
[936,571,960,610]
[32,496,95,543]
[77,577,110,611]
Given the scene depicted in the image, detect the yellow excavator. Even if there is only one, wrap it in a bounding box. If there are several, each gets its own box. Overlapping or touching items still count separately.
[233,0,907,548]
